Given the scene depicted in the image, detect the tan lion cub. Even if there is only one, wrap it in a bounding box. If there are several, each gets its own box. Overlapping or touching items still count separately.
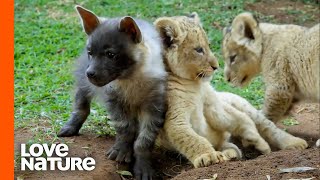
[154,14,272,168]
[222,12,319,146]
[222,12,319,121]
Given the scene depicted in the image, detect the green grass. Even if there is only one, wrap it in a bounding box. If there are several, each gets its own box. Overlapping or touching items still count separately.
[281,118,300,126]
[15,0,265,144]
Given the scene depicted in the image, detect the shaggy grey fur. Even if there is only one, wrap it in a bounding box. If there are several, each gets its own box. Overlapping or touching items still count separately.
[58,6,167,180]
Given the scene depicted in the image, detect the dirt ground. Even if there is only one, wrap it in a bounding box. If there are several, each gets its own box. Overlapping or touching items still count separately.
[15,0,320,180]
[14,102,320,180]
[173,103,320,180]
[245,0,319,27]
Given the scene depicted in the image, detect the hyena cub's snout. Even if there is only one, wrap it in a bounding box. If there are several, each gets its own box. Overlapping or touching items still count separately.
[86,69,96,78]
[85,64,103,86]
[85,65,109,87]
[85,60,119,87]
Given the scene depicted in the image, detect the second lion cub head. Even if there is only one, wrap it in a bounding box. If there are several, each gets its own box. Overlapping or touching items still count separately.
[154,13,218,81]
[222,12,263,87]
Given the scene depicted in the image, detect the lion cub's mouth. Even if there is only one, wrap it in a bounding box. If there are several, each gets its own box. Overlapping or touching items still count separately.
[240,75,248,85]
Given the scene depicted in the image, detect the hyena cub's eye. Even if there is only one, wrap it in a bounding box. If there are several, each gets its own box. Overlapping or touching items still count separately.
[87,49,92,56]
[194,47,204,54]
[105,51,116,59]
[230,55,236,64]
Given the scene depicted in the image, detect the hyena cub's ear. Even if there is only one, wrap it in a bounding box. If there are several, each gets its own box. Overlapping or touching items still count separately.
[154,18,184,48]
[231,12,261,44]
[75,5,100,35]
[119,17,142,43]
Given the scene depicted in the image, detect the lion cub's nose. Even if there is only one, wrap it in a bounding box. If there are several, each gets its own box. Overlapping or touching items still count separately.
[209,56,219,71]
[211,65,218,71]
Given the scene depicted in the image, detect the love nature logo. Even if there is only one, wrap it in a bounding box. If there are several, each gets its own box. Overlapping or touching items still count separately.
[20,143,95,171]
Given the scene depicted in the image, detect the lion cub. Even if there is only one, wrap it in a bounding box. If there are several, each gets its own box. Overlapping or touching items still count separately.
[154,14,273,168]
[222,12,319,147]
[222,12,319,122]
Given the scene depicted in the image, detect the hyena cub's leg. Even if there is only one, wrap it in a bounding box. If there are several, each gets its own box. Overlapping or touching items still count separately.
[106,103,136,163]
[58,88,92,137]
[106,119,136,163]
[133,97,166,179]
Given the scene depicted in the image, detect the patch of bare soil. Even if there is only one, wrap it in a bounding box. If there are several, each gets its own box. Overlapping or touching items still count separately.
[174,103,320,180]
[279,103,320,144]
[245,0,319,27]
[15,129,122,180]
[174,148,319,180]
[14,102,320,180]
[14,128,192,180]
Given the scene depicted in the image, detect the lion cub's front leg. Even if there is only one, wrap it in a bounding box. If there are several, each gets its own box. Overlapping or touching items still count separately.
[254,110,308,150]
[225,107,271,154]
[219,91,308,150]
[193,151,226,168]
[165,109,227,168]
[263,84,295,122]
[221,142,242,160]
[205,100,271,154]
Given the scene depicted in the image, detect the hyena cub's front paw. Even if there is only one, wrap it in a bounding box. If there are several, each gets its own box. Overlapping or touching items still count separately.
[58,125,80,137]
[106,142,133,163]
[280,136,308,150]
[58,114,85,137]
[134,158,154,180]
[193,151,226,168]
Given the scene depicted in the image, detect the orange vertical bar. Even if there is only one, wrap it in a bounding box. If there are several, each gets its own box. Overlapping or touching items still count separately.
[0,0,14,179]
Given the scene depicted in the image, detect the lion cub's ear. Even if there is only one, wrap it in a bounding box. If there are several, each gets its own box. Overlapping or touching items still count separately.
[230,12,261,44]
[154,18,184,48]
[222,26,232,36]
[187,12,201,26]
[75,5,100,35]
[230,12,262,55]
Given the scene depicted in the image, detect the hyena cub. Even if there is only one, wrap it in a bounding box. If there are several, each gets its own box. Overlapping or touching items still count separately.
[58,6,167,179]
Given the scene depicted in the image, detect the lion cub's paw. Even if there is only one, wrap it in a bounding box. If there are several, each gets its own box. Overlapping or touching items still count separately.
[316,139,320,148]
[193,151,226,168]
[257,141,272,154]
[242,138,271,154]
[222,148,242,160]
[281,136,308,150]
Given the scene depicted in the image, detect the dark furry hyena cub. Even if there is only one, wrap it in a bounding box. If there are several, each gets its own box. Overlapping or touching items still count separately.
[58,6,167,179]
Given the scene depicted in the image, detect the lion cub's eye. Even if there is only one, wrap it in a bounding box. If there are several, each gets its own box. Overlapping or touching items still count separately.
[194,47,204,54]
[230,55,236,64]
